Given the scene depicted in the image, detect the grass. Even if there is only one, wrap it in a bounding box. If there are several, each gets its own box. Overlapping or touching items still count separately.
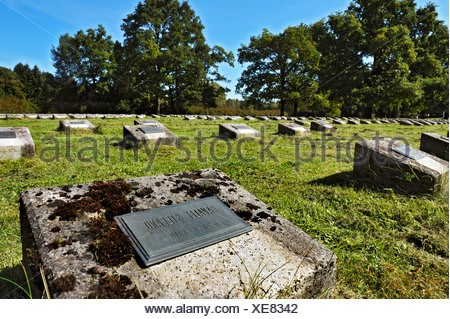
[0,117,448,298]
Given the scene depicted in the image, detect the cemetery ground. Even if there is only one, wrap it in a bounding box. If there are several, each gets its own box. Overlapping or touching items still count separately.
[0,117,448,299]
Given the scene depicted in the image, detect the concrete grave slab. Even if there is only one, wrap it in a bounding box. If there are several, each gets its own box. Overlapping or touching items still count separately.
[310,120,337,133]
[244,116,256,121]
[354,138,448,195]
[219,124,261,139]
[399,119,413,125]
[68,114,87,119]
[360,119,372,124]
[371,119,382,124]
[20,169,336,299]
[347,119,359,125]
[184,115,196,120]
[256,116,269,121]
[134,119,164,127]
[420,133,449,161]
[24,114,39,119]
[6,114,25,119]
[294,119,310,126]
[59,120,95,132]
[53,114,69,119]
[37,114,53,119]
[136,114,146,119]
[0,114,6,119]
[123,124,178,145]
[332,119,346,125]
[278,122,310,136]
[0,127,35,160]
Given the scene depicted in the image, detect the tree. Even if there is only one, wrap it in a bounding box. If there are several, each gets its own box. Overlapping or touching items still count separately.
[120,0,233,114]
[51,25,116,104]
[236,25,320,116]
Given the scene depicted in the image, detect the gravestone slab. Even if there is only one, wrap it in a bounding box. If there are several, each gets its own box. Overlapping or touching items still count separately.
[20,169,336,299]
[294,118,309,126]
[136,114,146,119]
[399,119,413,125]
[24,114,39,119]
[310,120,337,133]
[134,119,164,127]
[53,114,69,119]
[59,120,95,132]
[347,119,359,125]
[206,115,217,120]
[68,114,87,119]
[256,116,269,121]
[123,124,177,145]
[37,114,53,119]
[6,114,25,119]
[371,119,382,124]
[353,138,448,195]
[244,116,256,121]
[360,119,372,124]
[278,122,310,136]
[219,124,260,139]
[184,115,196,120]
[86,114,103,119]
[420,133,449,161]
[0,127,35,160]
[332,119,346,125]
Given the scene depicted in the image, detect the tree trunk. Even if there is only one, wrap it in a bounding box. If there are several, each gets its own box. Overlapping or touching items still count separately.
[293,100,298,116]
[280,99,285,117]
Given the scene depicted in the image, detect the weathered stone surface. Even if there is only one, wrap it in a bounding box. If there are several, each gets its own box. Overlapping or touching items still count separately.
[68,114,87,119]
[399,119,413,125]
[420,133,449,161]
[278,122,310,136]
[0,114,6,119]
[244,116,256,121]
[0,127,35,160]
[310,120,337,133]
[20,169,336,299]
[360,119,372,124]
[24,114,39,119]
[354,138,448,195]
[256,116,269,121]
[59,120,95,132]
[123,124,178,145]
[219,124,260,139]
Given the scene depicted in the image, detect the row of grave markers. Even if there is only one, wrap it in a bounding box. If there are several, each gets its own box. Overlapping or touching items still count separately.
[1,118,448,195]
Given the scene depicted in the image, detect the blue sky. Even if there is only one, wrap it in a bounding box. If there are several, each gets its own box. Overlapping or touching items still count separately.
[0,0,448,98]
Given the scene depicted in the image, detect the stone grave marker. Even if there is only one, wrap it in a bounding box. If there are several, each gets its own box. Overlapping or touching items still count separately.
[244,116,256,121]
[256,116,269,121]
[0,127,35,160]
[59,120,95,132]
[136,114,146,119]
[354,138,448,195]
[24,114,39,119]
[37,114,53,119]
[184,115,196,120]
[134,119,164,127]
[310,120,337,133]
[278,122,310,136]
[360,119,372,124]
[6,114,25,119]
[123,124,178,145]
[420,133,449,161]
[20,169,336,299]
[294,118,309,126]
[219,124,261,139]
[68,114,87,119]
[332,119,346,125]
[347,119,359,125]
[53,114,69,119]
[371,119,382,124]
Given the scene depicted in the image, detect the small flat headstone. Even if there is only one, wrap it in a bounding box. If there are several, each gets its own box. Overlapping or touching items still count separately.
[59,120,95,131]
[392,145,427,161]
[278,122,309,136]
[0,127,35,160]
[123,125,177,145]
[219,124,260,139]
[420,133,449,161]
[115,196,252,267]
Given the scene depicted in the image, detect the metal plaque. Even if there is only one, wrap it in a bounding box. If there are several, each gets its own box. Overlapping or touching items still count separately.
[392,145,427,161]
[114,196,252,267]
[139,126,165,134]
[0,131,17,139]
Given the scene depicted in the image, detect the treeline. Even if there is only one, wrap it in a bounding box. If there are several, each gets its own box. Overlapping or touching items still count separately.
[1,0,448,117]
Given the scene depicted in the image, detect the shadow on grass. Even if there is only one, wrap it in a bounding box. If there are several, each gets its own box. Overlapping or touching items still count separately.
[309,171,436,197]
[0,264,29,299]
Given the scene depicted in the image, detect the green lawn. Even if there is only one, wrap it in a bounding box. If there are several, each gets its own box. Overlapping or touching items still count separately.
[0,117,448,298]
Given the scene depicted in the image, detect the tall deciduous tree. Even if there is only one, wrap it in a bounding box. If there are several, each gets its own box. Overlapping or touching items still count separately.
[236,25,320,116]
[120,0,233,114]
[51,25,116,103]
